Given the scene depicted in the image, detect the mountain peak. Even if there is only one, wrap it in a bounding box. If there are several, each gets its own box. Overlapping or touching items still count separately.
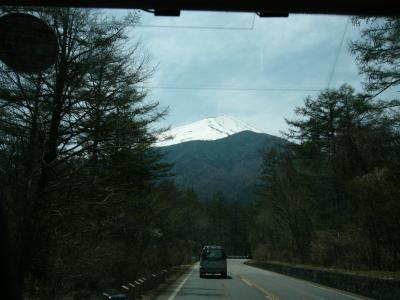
[157,115,262,147]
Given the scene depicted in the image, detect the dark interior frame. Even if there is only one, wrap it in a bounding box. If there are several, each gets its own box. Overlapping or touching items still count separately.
[1,1,399,299]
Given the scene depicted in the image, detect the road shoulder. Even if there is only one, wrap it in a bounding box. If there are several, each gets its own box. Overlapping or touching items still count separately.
[150,263,197,300]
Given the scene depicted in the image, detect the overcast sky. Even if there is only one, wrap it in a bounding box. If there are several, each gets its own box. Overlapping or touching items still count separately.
[109,10,379,136]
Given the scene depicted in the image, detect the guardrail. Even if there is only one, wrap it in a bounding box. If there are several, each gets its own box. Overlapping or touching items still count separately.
[102,269,169,300]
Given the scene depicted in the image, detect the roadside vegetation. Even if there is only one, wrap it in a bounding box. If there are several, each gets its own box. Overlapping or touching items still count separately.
[0,7,190,299]
[250,17,400,271]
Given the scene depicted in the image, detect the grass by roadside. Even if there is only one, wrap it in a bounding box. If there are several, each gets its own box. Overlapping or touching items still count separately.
[141,263,195,300]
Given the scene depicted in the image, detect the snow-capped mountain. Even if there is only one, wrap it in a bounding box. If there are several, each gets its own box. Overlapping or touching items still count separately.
[157,115,262,147]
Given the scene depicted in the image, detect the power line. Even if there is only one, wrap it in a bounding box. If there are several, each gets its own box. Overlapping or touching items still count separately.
[137,85,322,92]
[134,14,256,30]
[97,13,256,30]
[135,23,253,30]
[326,17,350,89]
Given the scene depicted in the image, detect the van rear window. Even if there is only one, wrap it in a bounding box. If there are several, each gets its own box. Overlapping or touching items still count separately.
[202,248,225,259]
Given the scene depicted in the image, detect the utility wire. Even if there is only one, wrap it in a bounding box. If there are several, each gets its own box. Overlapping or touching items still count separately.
[326,17,350,89]
[97,13,256,30]
[135,22,254,31]
[136,12,256,31]
[137,85,322,92]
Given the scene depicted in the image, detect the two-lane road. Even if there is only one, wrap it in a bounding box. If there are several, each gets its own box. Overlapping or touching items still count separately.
[156,259,370,300]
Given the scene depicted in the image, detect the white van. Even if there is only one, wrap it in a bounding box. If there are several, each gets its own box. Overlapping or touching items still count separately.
[199,245,227,278]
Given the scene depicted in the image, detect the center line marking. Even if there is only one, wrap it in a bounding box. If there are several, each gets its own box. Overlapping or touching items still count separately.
[238,275,281,300]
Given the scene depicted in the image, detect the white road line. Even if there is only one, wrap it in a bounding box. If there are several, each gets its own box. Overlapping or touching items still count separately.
[167,264,196,300]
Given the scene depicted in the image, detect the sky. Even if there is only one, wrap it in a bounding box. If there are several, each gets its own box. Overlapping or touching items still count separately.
[105,10,385,137]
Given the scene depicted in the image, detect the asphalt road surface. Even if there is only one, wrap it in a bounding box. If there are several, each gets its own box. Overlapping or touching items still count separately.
[156,259,370,300]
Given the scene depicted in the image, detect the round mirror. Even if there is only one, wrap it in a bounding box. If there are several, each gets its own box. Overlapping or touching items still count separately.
[0,13,58,74]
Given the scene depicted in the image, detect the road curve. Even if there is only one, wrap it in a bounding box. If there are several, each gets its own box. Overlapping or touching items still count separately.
[155,259,370,300]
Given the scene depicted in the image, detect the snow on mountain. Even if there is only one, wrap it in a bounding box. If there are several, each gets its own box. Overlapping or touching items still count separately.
[156,115,263,147]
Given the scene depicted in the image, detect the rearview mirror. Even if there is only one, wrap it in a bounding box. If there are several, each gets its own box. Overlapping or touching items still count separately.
[0,13,58,73]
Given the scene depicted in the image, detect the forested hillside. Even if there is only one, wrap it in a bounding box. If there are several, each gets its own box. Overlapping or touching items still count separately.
[160,130,285,201]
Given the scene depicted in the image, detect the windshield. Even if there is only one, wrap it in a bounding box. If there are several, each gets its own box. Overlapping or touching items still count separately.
[202,248,226,260]
[0,4,399,300]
